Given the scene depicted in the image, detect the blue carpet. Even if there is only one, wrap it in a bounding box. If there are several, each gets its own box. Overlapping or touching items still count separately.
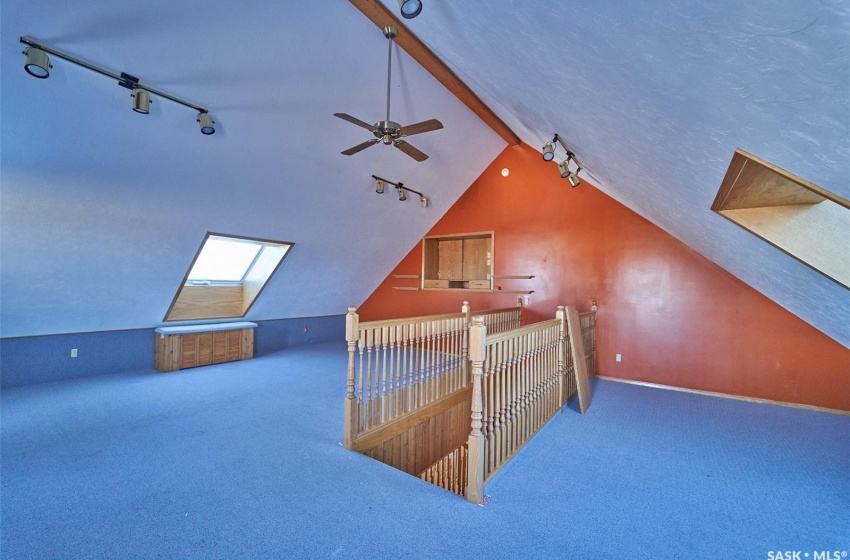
[2,342,848,559]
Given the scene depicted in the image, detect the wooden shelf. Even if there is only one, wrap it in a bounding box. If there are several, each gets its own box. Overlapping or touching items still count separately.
[392,274,421,279]
[492,274,534,279]
[392,287,421,291]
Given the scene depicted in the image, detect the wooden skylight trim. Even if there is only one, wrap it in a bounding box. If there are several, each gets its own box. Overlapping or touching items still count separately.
[712,149,850,289]
[163,232,293,322]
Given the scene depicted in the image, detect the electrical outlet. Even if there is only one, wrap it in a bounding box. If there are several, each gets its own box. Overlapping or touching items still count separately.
[615,353,622,363]
[523,295,530,305]
[71,348,78,358]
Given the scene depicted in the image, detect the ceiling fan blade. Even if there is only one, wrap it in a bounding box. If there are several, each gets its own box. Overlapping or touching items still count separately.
[393,140,428,162]
[334,113,375,131]
[400,119,444,137]
[341,138,379,156]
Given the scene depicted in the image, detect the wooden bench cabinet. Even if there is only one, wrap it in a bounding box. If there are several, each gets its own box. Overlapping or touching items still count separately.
[154,322,257,372]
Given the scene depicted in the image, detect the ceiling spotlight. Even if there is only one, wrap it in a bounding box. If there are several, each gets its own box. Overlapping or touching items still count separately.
[376,179,385,194]
[542,142,555,161]
[420,195,429,208]
[398,0,423,19]
[569,168,582,188]
[132,88,151,114]
[397,187,407,201]
[23,47,51,79]
[197,112,215,135]
[558,159,571,178]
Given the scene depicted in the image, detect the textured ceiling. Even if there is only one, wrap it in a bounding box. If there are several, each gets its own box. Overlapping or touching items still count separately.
[2,0,848,349]
[0,1,505,337]
[382,0,850,347]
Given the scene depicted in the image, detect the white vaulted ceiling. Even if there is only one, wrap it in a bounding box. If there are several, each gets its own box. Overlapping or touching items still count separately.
[1,0,848,348]
[378,0,850,347]
[0,1,505,337]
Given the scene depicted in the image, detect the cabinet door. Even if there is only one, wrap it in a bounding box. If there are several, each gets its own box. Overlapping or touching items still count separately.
[438,240,463,280]
[462,238,491,280]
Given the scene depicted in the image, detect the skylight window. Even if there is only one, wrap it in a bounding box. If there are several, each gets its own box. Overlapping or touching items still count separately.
[712,149,850,289]
[164,233,294,321]
[187,237,263,283]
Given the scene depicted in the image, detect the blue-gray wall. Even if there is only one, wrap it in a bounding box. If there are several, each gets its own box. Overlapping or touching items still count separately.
[0,315,344,388]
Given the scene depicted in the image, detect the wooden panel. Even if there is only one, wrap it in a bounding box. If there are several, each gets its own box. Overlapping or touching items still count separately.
[166,285,244,321]
[352,387,472,453]
[154,332,181,372]
[213,332,228,363]
[566,306,592,414]
[438,240,463,280]
[468,280,491,289]
[347,0,520,147]
[462,237,490,280]
[197,333,213,366]
[423,279,449,289]
[181,335,198,369]
[240,328,254,361]
[422,238,440,280]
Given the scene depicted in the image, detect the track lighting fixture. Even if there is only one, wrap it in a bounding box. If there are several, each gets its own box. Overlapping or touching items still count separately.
[197,112,215,135]
[372,175,429,209]
[398,0,423,19]
[568,168,582,188]
[132,88,151,114]
[23,46,51,78]
[542,141,555,162]
[542,133,584,186]
[20,36,215,136]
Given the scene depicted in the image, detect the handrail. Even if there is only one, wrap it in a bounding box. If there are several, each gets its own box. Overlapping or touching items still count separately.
[359,311,466,330]
[480,317,559,345]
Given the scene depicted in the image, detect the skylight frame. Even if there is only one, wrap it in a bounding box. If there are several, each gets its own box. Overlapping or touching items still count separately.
[712,149,850,290]
[163,232,294,322]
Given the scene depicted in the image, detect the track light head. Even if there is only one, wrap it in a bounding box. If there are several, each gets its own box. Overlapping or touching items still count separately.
[420,195,429,208]
[132,88,151,114]
[397,0,422,19]
[397,184,407,201]
[23,47,51,79]
[569,167,582,188]
[558,159,571,178]
[197,112,215,135]
[542,142,555,161]
[376,179,385,194]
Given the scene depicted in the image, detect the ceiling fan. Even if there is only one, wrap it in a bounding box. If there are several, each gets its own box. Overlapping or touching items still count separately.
[334,25,443,162]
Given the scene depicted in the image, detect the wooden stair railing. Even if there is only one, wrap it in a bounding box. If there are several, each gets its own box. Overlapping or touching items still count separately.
[343,302,597,503]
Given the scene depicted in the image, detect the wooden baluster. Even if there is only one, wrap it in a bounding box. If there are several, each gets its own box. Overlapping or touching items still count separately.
[556,306,566,408]
[466,316,486,504]
[461,301,470,387]
[344,307,359,449]
[365,328,374,429]
[357,334,365,431]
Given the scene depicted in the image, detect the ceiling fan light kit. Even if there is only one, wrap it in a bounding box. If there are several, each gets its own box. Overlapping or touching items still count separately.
[334,25,443,161]
[542,134,583,187]
[19,36,216,135]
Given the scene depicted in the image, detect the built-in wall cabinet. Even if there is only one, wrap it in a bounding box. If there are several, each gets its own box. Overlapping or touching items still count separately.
[422,232,493,291]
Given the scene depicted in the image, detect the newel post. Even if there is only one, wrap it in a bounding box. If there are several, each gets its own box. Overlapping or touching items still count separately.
[466,315,486,503]
[556,305,566,409]
[343,306,359,449]
[461,301,470,382]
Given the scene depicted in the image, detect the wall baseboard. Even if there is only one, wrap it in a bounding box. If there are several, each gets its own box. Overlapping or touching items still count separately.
[596,375,850,416]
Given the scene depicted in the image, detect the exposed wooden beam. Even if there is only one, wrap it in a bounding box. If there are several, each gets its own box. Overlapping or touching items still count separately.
[348,0,521,147]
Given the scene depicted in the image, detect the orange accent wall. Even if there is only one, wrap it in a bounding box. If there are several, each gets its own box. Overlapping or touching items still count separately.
[358,144,850,411]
